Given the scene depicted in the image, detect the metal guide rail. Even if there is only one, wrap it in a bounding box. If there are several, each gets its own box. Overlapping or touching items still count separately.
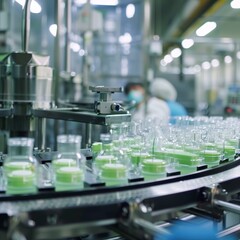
[1,159,240,239]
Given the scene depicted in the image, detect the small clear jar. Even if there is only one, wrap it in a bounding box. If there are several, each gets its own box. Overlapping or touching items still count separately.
[100,163,128,186]
[91,142,103,160]
[53,135,85,191]
[55,166,84,191]
[110,123,122,141]
[4,138,37,194]
[53,135,85,170]
[201,149,221,167]
[216,143,236,160]
[142,158,166,180]
[93,143,117,176]
[130,150,151,175]
[154,148,202,174]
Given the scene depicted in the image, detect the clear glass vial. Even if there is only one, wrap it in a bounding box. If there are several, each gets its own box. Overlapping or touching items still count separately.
[53,135,85,191]
[53,135,85,170]
[4,138,37,194]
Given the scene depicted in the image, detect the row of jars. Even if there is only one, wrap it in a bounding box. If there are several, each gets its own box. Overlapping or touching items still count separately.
[3,135,86,194]
[91,117,240,183]
[3,116,240,194]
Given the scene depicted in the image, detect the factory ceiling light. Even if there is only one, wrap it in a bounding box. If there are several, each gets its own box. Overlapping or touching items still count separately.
[202,61,211,70]
[126,4,135,18]
[70,42,81,52]
[181,39,194,49]
[15,0,42,13]
[224,56,232,64]
[196,21,217,37]
[79,49,85,56]
[237,51,240,59]
[160,59,167,67]
[211,59,220,67]
[164,54,173,64]
[230,0,240,9]
[75,0,118,6]
[119,33,132,44]
[194,65,201,73]
[171,48,182,58]
[49,24,57,37]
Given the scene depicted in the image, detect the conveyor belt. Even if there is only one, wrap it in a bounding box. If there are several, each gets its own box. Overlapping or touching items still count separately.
[0,159,240,215]
[0,159,240,239]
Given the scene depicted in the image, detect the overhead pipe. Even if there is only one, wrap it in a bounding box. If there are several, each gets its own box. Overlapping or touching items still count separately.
[182,0,227,38]
[22,0,32,52]
[162,0,226,53]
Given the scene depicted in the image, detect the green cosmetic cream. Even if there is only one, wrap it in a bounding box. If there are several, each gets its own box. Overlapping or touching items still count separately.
[227,139,238,148]
[131,153,151,165]
[142,159,166,180]
[7,170,36,194]
[52,158,77,170]
[55,166,83,191]
[201,150,220,165]
[101,163,127,186]
[95,155,117,169]
[155,149,200,166]
[92,142,102,153]
[4,162,33,173]
[217,145,236,159]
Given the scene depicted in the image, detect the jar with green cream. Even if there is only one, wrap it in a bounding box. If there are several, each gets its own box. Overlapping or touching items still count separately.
[101,163,128,186]
[4,138,37,194]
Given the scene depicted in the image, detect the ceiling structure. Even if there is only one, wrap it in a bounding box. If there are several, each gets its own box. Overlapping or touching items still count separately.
[151,0,240,69]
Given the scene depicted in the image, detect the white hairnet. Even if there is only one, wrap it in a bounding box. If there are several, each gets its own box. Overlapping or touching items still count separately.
[150,78,177,101]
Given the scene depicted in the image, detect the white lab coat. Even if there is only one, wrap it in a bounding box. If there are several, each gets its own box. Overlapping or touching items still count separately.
[131,97,170,123]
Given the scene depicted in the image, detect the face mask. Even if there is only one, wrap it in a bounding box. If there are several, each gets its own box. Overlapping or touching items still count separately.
[127,90,144,104]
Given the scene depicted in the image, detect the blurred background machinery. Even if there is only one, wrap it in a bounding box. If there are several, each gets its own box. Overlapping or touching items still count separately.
[3,0,240,119]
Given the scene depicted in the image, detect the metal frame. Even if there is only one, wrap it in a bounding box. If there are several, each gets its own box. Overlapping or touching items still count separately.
[32,108,131,125]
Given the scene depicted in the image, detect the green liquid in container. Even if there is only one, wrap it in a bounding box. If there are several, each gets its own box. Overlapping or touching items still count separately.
[130,144,142,152]
[123,138,135,147]
[201,150,220,166]
[55,166,83,191]
[177,165,199,175]
[7,170,36,194]
[142,159,166,173]
[131,153,151,165]
[224,145,236,159]
[216,145,236,159]
[142,159,166,180]
[201,142,217,150]
[183,146,201,154]
[155,149,200,166]
[95,155,117,169]
[52,158,77,170]
[227,139,238,148]
[4,162,33,173]
[91,142,102,153]
[101,163,128,186]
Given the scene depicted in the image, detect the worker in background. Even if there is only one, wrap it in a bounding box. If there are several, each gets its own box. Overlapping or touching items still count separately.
[124,82,170,123]
[150,78,187,120]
